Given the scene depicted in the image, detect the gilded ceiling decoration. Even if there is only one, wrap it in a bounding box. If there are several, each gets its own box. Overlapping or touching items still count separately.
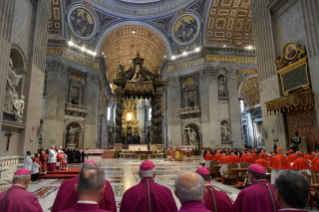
[100,25,168,88]
[240,77,260,108]
[49,0,63,37]
[206,0,254,47]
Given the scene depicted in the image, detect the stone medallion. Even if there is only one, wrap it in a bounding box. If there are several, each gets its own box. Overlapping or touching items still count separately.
[172,13,200,46]
[68,6,97,40]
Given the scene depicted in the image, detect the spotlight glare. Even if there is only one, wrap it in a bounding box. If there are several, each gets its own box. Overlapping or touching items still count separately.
[93,52,97,56]
[68,40,74,46]
[195,47,201,52]
[81,46,85,51]
[183,51,188,56]
[171,55,176,60]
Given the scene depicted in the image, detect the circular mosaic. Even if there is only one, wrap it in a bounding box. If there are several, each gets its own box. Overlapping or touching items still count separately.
[68,6,97,40]
[172,13,200,46]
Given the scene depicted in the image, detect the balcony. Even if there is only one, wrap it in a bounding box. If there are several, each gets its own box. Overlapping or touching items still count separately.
[178,106,201,119]
[65,103,88,117]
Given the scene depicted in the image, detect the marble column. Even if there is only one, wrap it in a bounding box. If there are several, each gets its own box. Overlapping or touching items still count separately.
[0,0,15,124]
[200,68,221,148]
[251,0,287,151]
[166,77,182,147]
[226,69,243,148]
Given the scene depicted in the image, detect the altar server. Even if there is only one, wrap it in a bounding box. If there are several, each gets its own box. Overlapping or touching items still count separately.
[61,167,111,212]
[51,160,116,212]
[40,147,47,175]
[292,151,311,174]
[175,171,211,212]
[274,171,309,212]
[48,145,57,171]
[196,167,233,212]
[120,160,177,212]
[269,147,291,184]
[32,153,42,181]
[23,151,33,172]
[233,164,281,212]
[0,169,43,212]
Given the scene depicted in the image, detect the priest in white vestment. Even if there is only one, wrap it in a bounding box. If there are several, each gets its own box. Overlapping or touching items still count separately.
[48,145,57,171]
[23,151,32,172]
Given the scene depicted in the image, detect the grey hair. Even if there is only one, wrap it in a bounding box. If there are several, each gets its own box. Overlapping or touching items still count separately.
[81,162,96,170]
[139,168,156,178]
[12,174,30,184]
[78,167,105,196]
[175,171,205,203]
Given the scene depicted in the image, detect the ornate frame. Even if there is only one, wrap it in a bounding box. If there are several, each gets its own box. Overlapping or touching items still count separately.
[283,41,299,61]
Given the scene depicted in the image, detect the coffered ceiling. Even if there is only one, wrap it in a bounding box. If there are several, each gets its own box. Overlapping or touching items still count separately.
[206,0,254,47]
[48,0,63,37]
[100,25,168,87]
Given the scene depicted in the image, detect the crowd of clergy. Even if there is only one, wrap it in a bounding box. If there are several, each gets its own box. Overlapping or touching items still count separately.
[1,154,312,212]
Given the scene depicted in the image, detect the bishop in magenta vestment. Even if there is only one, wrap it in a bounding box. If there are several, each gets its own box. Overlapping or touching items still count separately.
[61,203,111,212]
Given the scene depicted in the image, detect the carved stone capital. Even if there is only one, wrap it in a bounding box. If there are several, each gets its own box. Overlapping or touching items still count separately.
[167,77,180,87]
[226,69,237,80]
[87,74,99,85]
[200,68,218,80]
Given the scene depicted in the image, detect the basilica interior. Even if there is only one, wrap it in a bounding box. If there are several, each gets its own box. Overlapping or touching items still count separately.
[1,0,319,211]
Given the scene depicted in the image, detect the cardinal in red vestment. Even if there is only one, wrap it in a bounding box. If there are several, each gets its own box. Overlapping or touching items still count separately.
[287,150,296,163]
[204,150,214,161]
[260,150,268,160]
[231,152,241,163]
[51,159,116,212]
[196,167,233,212]
[255,153,269,168]
[233,164,281,212]
[39,148,47,175]
[241,150,247,162]
[57,151,68,170]
[0,169,43,212]
[120,160,177,212]
[304,151,314,161]
[311,153,319,166]
[251,150,259,161]
[243,152,255,164]
[269,147,291,184]
[213,150,222,161]
[292,151,311,174]
[269,152,276,161]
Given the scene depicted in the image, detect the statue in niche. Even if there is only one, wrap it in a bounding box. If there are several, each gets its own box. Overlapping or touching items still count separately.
[13,94,25,122]
[67,127,79,144]
[186,127,199,145]
[4,58,25,117]
[218,76,227,96]
[290,131,302,152]
[187,91,195,107]
[133,129,141,144]
[221,122,231,139]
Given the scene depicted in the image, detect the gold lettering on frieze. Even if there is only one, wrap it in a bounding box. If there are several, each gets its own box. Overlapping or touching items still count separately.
[47,48,63,54]
[62,52,99,69]
[168,58,205,72]
[206,55,257,64]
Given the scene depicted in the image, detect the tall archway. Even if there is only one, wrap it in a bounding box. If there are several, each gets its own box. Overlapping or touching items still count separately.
[65,122,83,148]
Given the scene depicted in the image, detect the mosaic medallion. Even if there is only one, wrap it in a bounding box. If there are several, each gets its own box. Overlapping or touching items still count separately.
[68,6,97,40]
[172,13,200,46]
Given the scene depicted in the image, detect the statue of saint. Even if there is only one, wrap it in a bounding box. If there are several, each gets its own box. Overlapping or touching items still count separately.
[13,94,25,122]
[218,77,226,96]
[187,128,198,145]
[133,132,141,144]
[67,127,79,144]
[221,123,230,139]
[4,58,24,115]
[291,131,301,152]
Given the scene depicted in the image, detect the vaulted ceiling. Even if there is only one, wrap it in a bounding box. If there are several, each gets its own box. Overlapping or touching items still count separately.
[100,25,168,86]
[206,0,254,47]
[240,77,260,108]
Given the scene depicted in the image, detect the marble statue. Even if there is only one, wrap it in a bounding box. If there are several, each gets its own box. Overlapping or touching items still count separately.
[186,127,198,145]
[13,94,25,122]
[218,77,226,96]
[4,58,24,116]
[221,123,231,139]
[291,131,301,152]
[67,127,79,144]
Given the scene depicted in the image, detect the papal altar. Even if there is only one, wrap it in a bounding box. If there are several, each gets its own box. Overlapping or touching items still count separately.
[119,144,164,159]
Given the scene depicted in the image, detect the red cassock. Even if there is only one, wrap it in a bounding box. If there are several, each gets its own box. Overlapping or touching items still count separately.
[177,201,212,212]
[312,160,319,173]
[51,176,116,212]
[311,157,319,165]
[61,203,111,212]
[204,185,233,212]
[57,153,67,170]
[287,154,297,163]
[304,154,314,161]
[269,154,291,169]
[241,153,247,161]
[233,179,281,212]
[231,155,241,163]
[120,178,177,212]
[219,156,231,164]
[243,155,255,164]
[39,151,47,174]
[214,153,222,160]
[268,154,276,162]
[255,158,269,168]
[261,153,268,160]
[0,185,43,212]
[251,153,259,161]
[204,154,214,161]
[292,157,311,170]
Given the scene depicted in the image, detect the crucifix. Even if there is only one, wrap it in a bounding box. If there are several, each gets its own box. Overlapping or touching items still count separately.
[5,132,13,151]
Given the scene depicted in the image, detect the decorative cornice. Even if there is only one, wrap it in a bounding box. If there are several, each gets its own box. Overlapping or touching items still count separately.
[200,68,218,79]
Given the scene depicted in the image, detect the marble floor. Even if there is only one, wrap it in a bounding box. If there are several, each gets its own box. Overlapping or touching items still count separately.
[0,157,315,211]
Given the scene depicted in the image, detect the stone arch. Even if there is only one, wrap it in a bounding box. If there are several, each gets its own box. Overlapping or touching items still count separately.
[238,74,260,108]
[10,45,26,73]
[94,21,173,56]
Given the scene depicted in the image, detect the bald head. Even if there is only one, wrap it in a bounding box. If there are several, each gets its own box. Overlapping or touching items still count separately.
[175,171,205,204]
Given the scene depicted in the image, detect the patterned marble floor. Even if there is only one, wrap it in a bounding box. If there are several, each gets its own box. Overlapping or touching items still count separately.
[0,157,315,211]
